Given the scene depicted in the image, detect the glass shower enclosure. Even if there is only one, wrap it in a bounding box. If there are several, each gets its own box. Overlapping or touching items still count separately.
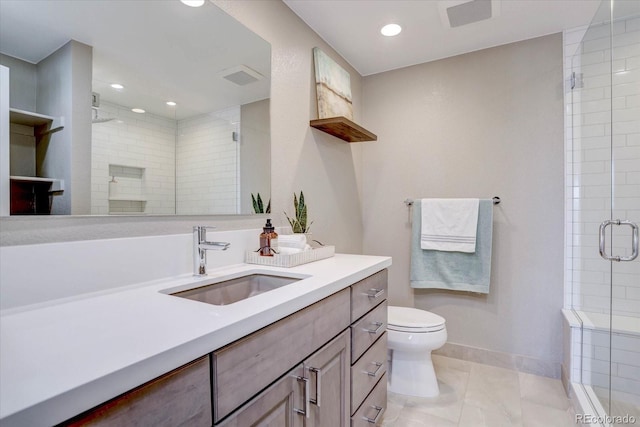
[568,0,640,422]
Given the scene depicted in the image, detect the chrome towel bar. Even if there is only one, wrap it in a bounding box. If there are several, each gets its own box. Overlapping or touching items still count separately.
[404,197,501,207]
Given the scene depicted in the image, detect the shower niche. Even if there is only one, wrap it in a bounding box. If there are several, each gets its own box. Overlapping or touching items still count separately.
[107,164,147,215]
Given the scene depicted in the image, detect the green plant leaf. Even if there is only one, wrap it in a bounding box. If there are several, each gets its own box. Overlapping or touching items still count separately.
[299,192,305,217]
[266,199,271,214]
[300,204,307,232]
[251,193,259,213]
[257,193,264,213]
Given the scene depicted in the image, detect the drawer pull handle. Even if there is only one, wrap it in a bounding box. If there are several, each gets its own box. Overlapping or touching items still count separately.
[364,405,385,424]
[365,362,384,377]
[294,376,310,418]
[309,367,322,407]
[368,288,385,299]
[365,322,384,335]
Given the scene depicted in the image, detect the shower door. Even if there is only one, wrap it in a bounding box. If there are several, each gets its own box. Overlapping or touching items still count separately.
[570,0,640,420]
[604,0,640,419]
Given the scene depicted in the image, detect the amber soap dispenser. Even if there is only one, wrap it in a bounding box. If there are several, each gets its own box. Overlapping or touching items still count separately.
[259,219,278,256]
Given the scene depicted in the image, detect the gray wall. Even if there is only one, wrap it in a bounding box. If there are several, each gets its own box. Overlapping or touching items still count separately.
[361,34,565,365]
[36,42,72,214]
[2,55,38,179]
[0,54,36,111]
[241,98,270,214]
[36,40,92,215]
[69,41,93,215]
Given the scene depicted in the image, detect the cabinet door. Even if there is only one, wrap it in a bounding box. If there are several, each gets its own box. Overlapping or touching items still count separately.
[217,364,306,427]
[61,356,211,427]
[304,329,350,427]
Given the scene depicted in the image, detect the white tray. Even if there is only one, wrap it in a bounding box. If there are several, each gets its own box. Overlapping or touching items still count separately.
[245,245,335,268]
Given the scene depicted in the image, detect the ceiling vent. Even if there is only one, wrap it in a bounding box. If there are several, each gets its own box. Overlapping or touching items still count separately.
[438,0,501,28]
[219,65,264,86]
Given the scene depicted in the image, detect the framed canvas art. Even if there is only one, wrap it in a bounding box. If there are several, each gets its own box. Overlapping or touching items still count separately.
[313,47,353,120]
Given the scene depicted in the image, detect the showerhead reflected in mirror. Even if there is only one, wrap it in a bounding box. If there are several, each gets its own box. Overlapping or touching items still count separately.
[0,0,270,216]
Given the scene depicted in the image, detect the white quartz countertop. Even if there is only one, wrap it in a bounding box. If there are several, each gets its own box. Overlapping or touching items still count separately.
[0,253,391,427]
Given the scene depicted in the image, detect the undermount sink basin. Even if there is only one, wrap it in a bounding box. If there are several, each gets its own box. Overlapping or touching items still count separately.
[170,273,302,306]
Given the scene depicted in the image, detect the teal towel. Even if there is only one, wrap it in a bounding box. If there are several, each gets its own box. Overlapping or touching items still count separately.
[410,199,493,294]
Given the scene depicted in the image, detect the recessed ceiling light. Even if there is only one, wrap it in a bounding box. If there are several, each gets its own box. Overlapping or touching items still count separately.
[381,23,402,37]
[131,108,145,114]
[166,101,177,106]
[180,0,205,7]
[110,83,124,90]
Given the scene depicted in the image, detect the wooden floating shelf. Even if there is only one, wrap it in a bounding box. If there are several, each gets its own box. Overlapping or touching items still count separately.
[310,116,377,143]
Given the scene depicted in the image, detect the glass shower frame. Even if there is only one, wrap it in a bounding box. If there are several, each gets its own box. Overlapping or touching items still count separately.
[569,0,640,423]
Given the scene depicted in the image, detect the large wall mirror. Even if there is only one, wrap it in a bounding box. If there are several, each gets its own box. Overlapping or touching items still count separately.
[0,0,270,216]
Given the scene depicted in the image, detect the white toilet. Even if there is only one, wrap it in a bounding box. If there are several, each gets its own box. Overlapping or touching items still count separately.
[387,306,447,398]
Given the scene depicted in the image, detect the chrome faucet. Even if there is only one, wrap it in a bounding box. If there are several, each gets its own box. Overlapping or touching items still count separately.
[193,226,230,276]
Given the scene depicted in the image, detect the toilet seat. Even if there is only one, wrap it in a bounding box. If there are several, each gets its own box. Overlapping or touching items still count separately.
[388,306,446,333]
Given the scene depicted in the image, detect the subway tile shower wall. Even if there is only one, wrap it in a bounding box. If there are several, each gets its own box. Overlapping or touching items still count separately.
[90,103,240,215]
[176,106,240,215]
[91,102,176,215]
[564,15,640,318]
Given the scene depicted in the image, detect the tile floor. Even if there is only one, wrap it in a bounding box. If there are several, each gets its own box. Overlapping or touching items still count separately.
[381,355,576,427]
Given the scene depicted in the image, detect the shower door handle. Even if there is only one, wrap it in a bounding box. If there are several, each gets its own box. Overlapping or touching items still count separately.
[599,220,639,262]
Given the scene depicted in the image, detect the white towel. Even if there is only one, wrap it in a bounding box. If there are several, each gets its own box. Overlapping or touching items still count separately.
[420,198,480,253]
[278,247,303,255]
[278,234,307,249]
[277,244,312,255]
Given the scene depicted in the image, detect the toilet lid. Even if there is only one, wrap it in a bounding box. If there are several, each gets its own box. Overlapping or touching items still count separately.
[387,306,446,332]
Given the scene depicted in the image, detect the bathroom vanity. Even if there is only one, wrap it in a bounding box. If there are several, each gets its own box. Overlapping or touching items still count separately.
[0,253,390,427]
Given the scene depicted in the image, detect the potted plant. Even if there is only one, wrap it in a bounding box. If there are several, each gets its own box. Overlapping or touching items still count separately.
[284,191,313,233]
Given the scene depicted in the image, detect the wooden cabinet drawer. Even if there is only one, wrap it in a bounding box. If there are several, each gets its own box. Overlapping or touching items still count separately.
[62,356,212,427]
[350,333,387,413]
[213,288,350,422]
[350,270,387,322]
[350,373,387,427]
[351,301,387,363]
